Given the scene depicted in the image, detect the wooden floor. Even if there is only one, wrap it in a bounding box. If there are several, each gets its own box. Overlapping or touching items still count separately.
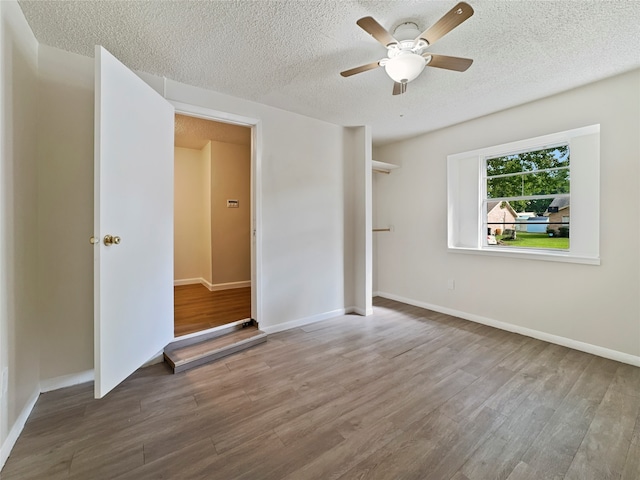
[3,297,639,479]
[174,284,251,337]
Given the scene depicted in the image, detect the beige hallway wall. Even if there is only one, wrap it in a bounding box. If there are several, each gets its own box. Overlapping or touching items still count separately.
[174,145,212,283]
[210,141,251,286]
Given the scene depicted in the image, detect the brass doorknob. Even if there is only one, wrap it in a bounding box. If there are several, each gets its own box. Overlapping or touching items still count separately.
[103,235,121,246]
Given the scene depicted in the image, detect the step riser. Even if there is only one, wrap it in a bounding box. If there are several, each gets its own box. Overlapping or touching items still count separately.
[164,327,267,374]
[168,335,267,373]
[171,319,257,350]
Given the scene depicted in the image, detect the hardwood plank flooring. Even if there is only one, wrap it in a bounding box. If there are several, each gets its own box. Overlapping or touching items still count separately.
[3,297,639,479]
[174,284,251,336]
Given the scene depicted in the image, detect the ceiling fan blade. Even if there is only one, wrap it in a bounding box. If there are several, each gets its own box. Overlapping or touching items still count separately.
[340,61,381,77]
[424,53,473,72]
[392,82,407,95]
[415,2,474,46]
[357,16,398,47]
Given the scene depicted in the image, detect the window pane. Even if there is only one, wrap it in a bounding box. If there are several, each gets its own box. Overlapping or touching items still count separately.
[486,145,569,176]
[491,229,570,250]
[485,144,570,251]
[487,169,570,198]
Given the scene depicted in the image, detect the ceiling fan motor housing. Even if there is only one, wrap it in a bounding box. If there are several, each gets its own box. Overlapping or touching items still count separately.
[393,21,421,41]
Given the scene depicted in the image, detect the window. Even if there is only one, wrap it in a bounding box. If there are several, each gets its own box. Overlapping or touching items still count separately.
[447,125,600,265]
[484,144,570,250]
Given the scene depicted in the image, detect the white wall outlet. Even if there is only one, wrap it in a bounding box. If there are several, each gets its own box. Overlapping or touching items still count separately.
[447,279,455,290]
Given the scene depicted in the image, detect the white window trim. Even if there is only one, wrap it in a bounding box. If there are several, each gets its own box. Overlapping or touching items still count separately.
[447,125,600,265]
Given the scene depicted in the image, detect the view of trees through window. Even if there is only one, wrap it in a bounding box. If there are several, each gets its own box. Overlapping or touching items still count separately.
[484,145,570,250]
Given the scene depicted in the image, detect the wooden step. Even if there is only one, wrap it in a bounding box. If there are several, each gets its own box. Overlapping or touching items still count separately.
[164,325,267,373]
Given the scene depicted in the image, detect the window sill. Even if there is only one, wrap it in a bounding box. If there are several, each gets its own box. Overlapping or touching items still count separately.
[448,246,600,265]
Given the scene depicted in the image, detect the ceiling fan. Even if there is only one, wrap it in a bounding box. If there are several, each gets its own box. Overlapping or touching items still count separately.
[340,2,474,95]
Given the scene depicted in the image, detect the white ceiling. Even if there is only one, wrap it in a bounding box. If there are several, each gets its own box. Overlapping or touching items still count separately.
[18,0,640,146]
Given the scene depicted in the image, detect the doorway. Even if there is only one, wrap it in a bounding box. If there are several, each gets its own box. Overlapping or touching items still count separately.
[173,113,253,337]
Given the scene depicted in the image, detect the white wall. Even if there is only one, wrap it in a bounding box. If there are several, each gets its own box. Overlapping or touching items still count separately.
[344,126,372,315]
[174,145,211,282]
[157,82,351,327]
[372,171,385,295]
[0,0,40,463]
[202,141,212,283]
[34,44,353,383]
[37,46,94,381]
[374,70,640,362]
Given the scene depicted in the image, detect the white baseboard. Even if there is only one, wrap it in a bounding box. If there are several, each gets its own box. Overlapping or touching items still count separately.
[0,387,39,470]
[376,291,640,367]
[262,308,351,334]
[352,307,374,316]
[2,371,95,469]
[206,280,250,291]
[174,278,202,286]
[142,352,165,368]
[174,278,250,292]
[40,370,94,393]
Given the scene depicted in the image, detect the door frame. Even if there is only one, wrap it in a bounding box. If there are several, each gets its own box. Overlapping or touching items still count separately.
[171,101,262,330]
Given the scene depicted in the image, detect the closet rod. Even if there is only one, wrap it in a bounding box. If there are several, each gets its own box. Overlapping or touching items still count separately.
[373,228,391,232]
[372,168,391,174]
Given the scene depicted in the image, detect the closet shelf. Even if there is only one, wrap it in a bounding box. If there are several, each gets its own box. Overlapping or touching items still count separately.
[372,160,400,174]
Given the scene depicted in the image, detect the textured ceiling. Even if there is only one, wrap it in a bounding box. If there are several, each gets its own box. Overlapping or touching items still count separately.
[174,114,251,149]
[18,0,640,145]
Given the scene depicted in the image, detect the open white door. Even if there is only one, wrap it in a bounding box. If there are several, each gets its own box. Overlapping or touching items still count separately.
[94,46,174,398]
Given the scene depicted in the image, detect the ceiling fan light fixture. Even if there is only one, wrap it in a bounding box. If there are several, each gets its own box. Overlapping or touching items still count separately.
[342,3,475,94]
[384,53,426,83]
